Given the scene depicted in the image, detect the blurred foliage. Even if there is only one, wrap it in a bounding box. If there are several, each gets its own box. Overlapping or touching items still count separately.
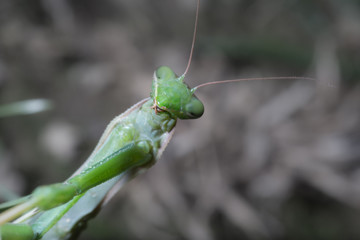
[0,99,52,118]
[1,0,360,239]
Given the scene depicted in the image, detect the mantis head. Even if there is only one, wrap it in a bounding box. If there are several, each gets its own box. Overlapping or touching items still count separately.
[151,66,204,119]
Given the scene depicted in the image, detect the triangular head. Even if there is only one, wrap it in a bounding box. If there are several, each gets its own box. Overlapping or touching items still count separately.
[151,66,204,119]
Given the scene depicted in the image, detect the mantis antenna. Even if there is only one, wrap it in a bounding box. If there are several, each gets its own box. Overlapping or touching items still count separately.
[182,0,200,77]
[181,0,333,91]
[182,1,320,90]
[193,76,317,91]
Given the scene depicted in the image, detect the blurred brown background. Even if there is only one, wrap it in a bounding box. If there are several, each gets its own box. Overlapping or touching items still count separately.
[1,0,360,239]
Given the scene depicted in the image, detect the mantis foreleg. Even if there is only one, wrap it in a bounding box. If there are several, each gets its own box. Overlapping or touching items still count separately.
[0,140,153,239]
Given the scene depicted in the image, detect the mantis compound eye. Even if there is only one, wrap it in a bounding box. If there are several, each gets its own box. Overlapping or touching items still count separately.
[156,66,176,80]
[185,96,204,119]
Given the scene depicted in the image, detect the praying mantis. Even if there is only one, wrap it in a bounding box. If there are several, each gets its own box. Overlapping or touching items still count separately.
[0,0,320,239]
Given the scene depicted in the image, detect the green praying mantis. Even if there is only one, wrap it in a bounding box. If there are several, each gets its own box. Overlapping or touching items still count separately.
[0,0,317,239]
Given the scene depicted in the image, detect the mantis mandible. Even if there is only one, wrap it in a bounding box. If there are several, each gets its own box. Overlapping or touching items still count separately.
[0,0,315,239]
